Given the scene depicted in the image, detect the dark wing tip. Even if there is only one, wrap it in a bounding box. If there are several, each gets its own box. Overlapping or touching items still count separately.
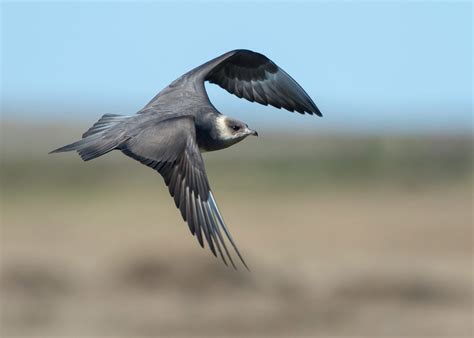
[299,90,322,117]
[206,50,322,118]
[292,97,322,117]
[310,103,323,117]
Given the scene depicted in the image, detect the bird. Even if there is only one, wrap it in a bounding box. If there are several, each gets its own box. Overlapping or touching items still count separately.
[50,49,322,269]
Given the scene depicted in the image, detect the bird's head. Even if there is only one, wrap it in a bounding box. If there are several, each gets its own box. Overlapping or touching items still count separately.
[216,116,258,145]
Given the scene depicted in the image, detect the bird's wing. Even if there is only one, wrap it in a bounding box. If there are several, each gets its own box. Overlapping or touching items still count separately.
[120,115,248,269]
[205,49,322,116]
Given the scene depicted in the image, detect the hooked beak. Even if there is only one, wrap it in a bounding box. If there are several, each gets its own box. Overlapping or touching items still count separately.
[247,128,258,137]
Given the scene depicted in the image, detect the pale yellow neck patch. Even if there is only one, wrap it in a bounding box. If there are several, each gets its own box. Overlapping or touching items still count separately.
[216,115,234,140]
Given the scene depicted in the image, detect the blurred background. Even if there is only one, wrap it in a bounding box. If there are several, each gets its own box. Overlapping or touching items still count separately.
[1,1,472,337]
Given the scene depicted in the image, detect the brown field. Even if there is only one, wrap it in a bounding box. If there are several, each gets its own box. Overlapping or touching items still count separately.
[1,122,473,337]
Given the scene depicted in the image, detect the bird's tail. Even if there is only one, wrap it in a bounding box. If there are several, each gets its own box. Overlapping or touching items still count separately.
[49,114,129,161]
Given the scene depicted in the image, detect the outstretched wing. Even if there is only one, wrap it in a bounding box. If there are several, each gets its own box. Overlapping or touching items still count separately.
[120,115,248,269]
[205,49,322,116]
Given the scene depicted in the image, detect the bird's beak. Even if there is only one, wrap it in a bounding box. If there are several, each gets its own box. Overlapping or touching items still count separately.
[247,128,258,137]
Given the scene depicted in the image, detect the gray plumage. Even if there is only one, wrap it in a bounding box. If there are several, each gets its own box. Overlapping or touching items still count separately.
[50,49,322,269]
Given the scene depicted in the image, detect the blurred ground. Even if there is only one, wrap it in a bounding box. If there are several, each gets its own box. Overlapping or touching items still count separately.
[1,122,473,337]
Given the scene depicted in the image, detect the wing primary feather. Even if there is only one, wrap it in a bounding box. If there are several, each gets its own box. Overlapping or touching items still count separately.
[191,191,204,247]
[268,72,302,112]
[168,166,180,203]
[274,72,306,104]
[233,81,244,98]
[277,69,321,115]
[197,196,216,256]
[209,192,249,270]
[251,80,268,104]
[179,178,187,221]
[195,171,207,198]
[266,80,292,111]
[203,202,229,266]
[207,201,236,269]
[242,82,255,102]
[171,172,182,208]
[185,187,195,235]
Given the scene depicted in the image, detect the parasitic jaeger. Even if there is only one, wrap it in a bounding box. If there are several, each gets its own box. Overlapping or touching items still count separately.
[51,49,322,269]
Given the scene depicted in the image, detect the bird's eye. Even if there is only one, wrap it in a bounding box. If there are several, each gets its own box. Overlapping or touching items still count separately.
[231,125,240,131]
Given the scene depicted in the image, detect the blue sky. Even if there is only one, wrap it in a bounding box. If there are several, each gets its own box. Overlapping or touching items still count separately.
[1,1,472,133]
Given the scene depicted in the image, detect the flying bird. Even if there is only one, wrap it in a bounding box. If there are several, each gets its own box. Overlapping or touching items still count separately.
[50,49,322,269]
